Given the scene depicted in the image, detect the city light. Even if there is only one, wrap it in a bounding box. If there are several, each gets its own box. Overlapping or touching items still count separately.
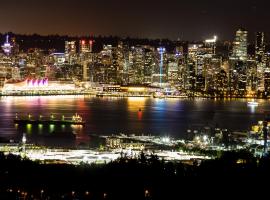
[1,1,270,197]
[1,35,13,55]
[205,35,217,43]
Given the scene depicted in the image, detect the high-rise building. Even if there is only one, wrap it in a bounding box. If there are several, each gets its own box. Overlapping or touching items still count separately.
[80,40,92,53]
[144,48,154,84]
[255,32,267,92]
[11,37,19,54]
[205,35,217,55]
[255,32,265,63]
[232,29,248,61]
[1,35,13,55]
[65,41,77,64]
[157,47,166,87]
[65,41,76,55]
[128,46,145,84]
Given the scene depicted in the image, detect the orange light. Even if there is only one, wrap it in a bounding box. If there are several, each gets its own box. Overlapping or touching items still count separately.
[138,110,142,120]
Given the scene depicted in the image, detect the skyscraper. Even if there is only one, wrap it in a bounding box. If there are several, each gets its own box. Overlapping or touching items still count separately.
[232,29,248,61]
[255,32,266,92]
[1,35,13,55]
[80,40,91,53]
[65,41,77,64]
[255,32,265,64]
[65,41,76,55]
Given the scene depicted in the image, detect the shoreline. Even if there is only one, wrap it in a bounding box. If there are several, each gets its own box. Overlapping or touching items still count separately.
[0,92,268,100]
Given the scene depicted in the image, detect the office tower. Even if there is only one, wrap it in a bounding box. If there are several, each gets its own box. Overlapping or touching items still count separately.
[205,35,217,55]
[65,41,77,64]
[144,48,154,84]
[157,47,166,86]
[232,28,248,61]
[80,40,91,53]
[11,37,19,54]
[65,41,76,55]
[254,32,268,92]
[128,46,145,84]
[255,32,265,64]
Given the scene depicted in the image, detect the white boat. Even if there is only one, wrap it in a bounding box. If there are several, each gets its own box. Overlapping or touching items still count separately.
[247,100,259,106]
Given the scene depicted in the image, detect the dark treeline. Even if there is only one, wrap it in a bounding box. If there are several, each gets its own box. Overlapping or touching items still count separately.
[0,150,269,199]
[0,32,187,54]
[0,32,270,57]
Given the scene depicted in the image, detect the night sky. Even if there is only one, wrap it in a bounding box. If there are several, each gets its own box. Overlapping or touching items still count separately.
[1,0,270,41]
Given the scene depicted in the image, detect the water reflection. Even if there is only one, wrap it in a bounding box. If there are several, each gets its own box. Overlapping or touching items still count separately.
[127,97,146,111]
[26,124,32,135]
[49,124,55,133]
[248,105,257,113]
[38,124,43,134]
[2,95,270,147]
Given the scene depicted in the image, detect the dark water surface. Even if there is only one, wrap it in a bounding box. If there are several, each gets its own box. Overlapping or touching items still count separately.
[0,96,268,147]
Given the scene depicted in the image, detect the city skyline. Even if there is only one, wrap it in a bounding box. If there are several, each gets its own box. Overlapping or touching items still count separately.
[0,28,269,99]
[1,0,270,40]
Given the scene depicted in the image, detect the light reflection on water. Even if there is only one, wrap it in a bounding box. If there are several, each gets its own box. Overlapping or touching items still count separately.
[0,96,269,147]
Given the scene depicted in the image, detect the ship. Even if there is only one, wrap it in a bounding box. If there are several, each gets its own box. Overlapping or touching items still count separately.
[14,113,86,126]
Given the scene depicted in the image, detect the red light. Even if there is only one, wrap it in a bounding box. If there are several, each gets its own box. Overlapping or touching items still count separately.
[89,40,93,45]
[81,40,85,45]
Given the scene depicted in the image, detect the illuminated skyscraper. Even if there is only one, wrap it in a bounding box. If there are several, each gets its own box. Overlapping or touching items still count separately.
[157,47,165,86]
[1,35,13,55]
[80,40,92,53]
[65,41,77,64]
[205,35,217,55]
[65,41,76,55]
[255,32,265,63]
[232,29,248,61]
[255,32,266,92]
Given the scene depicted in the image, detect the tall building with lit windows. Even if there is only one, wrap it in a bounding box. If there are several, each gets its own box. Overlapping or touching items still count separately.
[255,32,266,91]
[80,40,92,53]
[255,32,265,64]
[65,41,77,64]
[65,41,76,55]
[1,35,13,55]
[232,29,248,61]
[229,29,248,96]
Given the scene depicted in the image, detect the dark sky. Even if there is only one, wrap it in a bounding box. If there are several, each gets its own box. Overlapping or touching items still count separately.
[1,0,270,41]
